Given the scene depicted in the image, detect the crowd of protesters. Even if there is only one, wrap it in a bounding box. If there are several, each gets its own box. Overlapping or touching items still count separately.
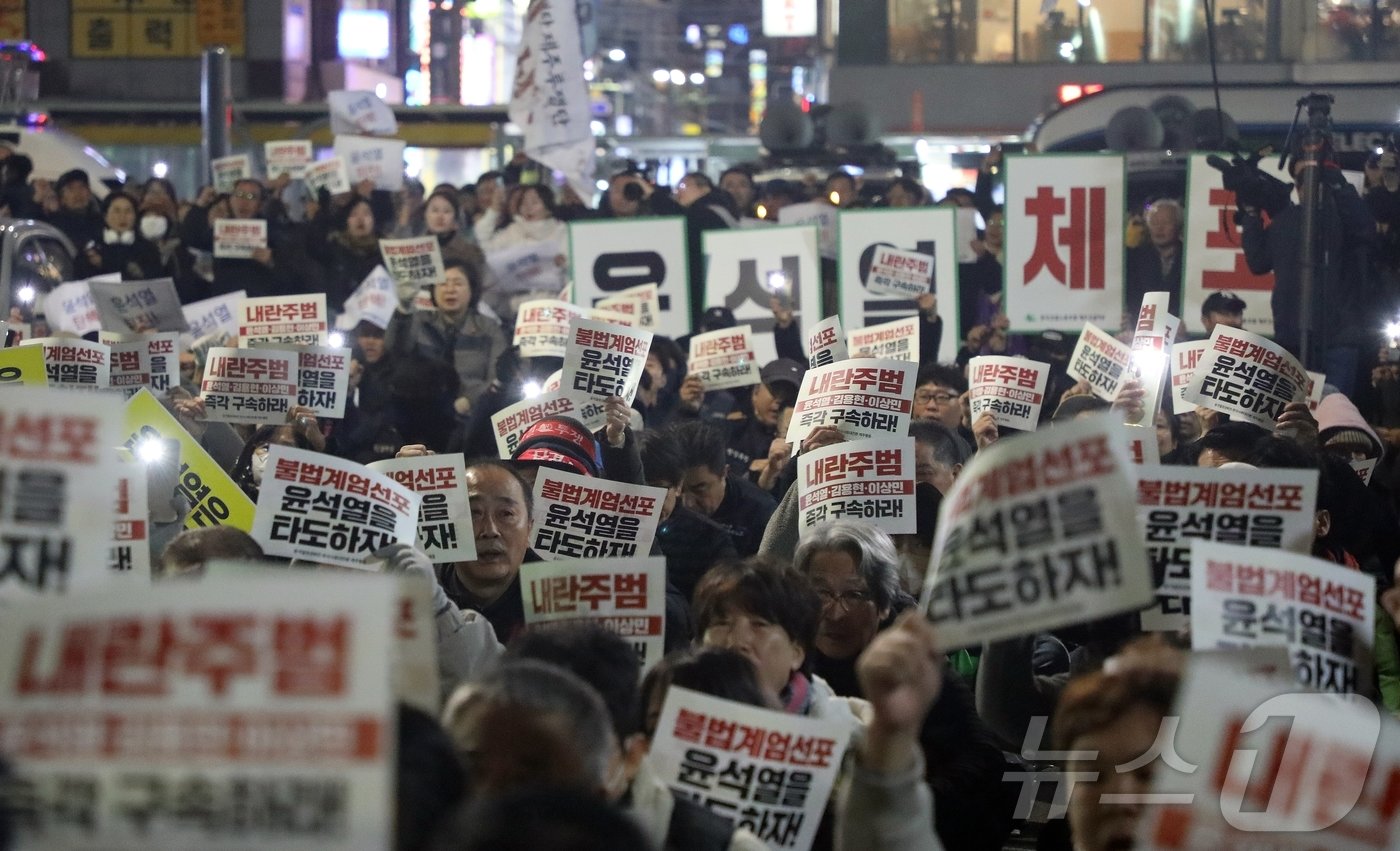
[5,142,1400,851]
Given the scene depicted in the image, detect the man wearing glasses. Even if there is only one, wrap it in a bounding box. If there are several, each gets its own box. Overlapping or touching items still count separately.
[913,363,967,434]
[180,177,291,299]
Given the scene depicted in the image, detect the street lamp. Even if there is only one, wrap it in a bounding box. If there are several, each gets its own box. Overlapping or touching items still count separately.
[608,48,626,62]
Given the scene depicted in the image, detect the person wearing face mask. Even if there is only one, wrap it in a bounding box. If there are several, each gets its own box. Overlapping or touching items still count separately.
[77,191,165,280]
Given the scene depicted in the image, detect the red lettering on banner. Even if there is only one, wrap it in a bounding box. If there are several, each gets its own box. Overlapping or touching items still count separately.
[1204,187,1274,292]
[1024,185,1106,290]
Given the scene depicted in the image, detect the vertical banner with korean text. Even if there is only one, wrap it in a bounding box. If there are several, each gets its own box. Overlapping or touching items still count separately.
[704,226,820,365]
[688,325,760,391]
[1003,154,1126,332]
[786,358,917,446]
[837,207,959,362]
[797,437,916,537]
[968,356,1050,430]
[922,415,1152,649]
[529,469,664,561]
[522,557,667,671]
[1170,339,1209,415]
[570,218,690,339]
[367,454,476,563]
[1183,325,1308,428]
[1126,292,1178,426]
[0,387,122,600]
[239,294,328,347]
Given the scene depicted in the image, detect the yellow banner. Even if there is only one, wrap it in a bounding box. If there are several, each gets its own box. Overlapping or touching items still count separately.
[123,388,257,531]
[0,345,48,387]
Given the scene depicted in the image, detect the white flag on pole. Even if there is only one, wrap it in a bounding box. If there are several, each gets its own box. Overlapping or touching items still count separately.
[509,0,596,200]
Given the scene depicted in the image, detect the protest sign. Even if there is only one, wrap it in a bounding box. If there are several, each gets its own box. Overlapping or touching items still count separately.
[704,225,820,365]
[43,278,102,335]
[805,315,848,368]
[263,139,313,179]
[955,206,980,263]
[0,343,46,386]
[778,200,837,258]
[594,282,661,330]
[123,389,257,530]
[542,369,563,393]
[865,245,934,298]
[922,414,1153,649]
[484,238,567,294]
[209,152,252,192]
[1306,370,1326,411]
[837,207,959,361]
[1190,540,1373,695]
[688,325,760,392]
[88,276,189,333]
[212,217,268,259]
[569,218,689,339]
[368,454,476,563]
[333,134,406,191]
[560,317,652,405]
[1351,457,1379,486]
[295,346,352,418]
[649,686,853,851]
[529,468,665,561]
[1183,325,1308,429]
[0,573,398,849]
[0,386,122,600]
[31,336,110,389]
[798,437,916,537]
[1003,153,1126,332]
[522,556,667,671]
[490,393,605,459]
[513,299,586,358]
[304,156,352,195]
[1170,339,1209,415]
[968,355,1050,430]
[102,331,179,397]
[182,290,244,344]
[1135,654,1400,850]
[587,307,638,328]
[252,445,419,568]
[107,454,151,581]
[1181,153,1284,337]
[239,293,329,347]
[1066,321,1133,401]
[329,89,399,136]
[379,235,445,287]
[200,346,298,425]
[339,265,397,330]
[1137,464,1318,632]
[846,315,920,363]
[786,358,918,446]
[1124,424,1160,466]
[1126,291,1178,425]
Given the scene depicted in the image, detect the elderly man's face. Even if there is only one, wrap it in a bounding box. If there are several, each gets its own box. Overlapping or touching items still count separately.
[1145,203,1182,247]
[457,465,531,592]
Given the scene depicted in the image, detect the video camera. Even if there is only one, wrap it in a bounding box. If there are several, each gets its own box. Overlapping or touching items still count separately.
[1206,149,1293,218]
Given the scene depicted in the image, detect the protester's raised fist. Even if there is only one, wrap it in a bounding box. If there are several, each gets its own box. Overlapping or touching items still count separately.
[602,395,630,447]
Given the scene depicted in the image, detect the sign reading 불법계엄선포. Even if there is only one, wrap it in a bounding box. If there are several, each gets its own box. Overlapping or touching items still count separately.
[367,454,476,564]
[1066,322,1133,402]
[805,315,847,369]
[846,315,919,363]
[528,468,665,562]
[1182,325,1308,429]
[560,316,653,407]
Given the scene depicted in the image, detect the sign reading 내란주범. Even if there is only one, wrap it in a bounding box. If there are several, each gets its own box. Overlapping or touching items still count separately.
[687,325,760,391]
[514,299,585,358]
[529,468,664,562]
[797,437,916,537]
[239,294,329,347]
[785,358,917,446]
[968,355,1050,431]
[213,218,268,259]
[864,245,934,298]
[522,556,667,671]
[304,156,352,196]
[367,454,476,564]
[200,346,297,425]
[209,153,252,193]
[264,139,313,179]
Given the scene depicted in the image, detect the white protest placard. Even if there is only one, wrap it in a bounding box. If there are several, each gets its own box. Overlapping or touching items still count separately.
[522,556,667,671]
[212,217,268,259]
[1003,153,1126,332]
[182,289,244,344]
[968,355,1050,431]
[1124,424,1160,466]
[200,346,298,425]
[922,414,1153,649]
[0,386,122,600]
[530,468,665,561]
[368,454,476,564]
[1350,456,1379,486]
[333,134,406,191]
[88,276,189,334]
[1183,325,1308,429]
[561,317,651,408]
[239,293,329,347]
[513,299,586,358]
[688,325,760,392]
[0,573,398,849]
[1306,370,1326,411]
[490,393,606,460]
[329,89,399,136]
[955,206,980,263]
[1066,321,1133,401]
[43,278,101,336]
[805,314,848,368]
[798,437,916,537]
[304,156,352,196]
[837,207,959,363]
[569,218,689,339]
[209,152,253,193]
[340,265,397,331]
[595,282,661,330]
[1190,540,1374,695]
[649,686,853,851]
[587,306,638,327]
[379,235,445,287]
[252,445,419,568]
[1137,464,1318,632]
[778,200,838,258]
[101,331,179,397]
[847,315,920,363]
[865,245,934,298]
[1135,655,1400,851]
[786,358,918,446]
[295,346,352,419]
[705,225,820,365]
[1126,292,1178,425]
[1170,339,1209,415]
[541,369,563,393]
[263,139,313,179]
[485,238,568,295]
[31,336,111,389]
[1181,153,1282,338]
[107,454,151,581]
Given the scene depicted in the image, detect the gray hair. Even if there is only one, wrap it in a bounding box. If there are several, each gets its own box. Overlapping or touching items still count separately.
[793,520,902,612]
